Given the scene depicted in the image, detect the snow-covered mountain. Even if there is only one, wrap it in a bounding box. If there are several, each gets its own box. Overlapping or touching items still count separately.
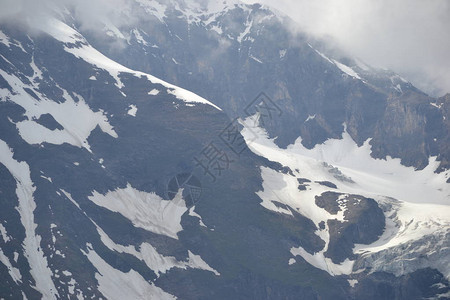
[0,0,449,299]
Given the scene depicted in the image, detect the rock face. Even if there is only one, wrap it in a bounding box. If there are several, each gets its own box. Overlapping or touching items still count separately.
[0,1,449,299]
[315,192,385,263]
[353,268,450,300]
[81,0,450,172]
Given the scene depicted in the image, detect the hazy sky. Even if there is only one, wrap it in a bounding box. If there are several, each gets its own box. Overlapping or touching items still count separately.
[244,0,450,97]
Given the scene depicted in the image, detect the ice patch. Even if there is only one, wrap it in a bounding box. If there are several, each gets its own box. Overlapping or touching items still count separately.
[355,201,450,254]
[353,197,450,279]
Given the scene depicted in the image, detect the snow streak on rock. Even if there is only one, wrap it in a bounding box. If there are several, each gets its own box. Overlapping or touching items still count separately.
[83,248,177,300]
[0,140,58,298]
[38,19,221,111]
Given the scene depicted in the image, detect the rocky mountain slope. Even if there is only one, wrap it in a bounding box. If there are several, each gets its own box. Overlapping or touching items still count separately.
[0,0,449,299]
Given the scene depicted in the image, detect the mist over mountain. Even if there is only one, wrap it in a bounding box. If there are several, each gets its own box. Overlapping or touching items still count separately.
[244,0,450,97]
[0,0,449,299]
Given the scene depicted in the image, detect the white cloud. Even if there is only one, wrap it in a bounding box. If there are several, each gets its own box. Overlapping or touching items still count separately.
[2,0,448,96]
[243,0,450,97]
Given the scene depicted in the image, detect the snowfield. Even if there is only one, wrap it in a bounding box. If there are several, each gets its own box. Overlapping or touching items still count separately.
[240,117,450,278]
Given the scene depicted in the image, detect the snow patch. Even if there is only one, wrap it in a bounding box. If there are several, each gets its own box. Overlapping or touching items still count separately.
[0,224,11,243]
[188,208,208,228]
[249,54,263,64]
[291,246,354,276]
[58,187,221,277]
[0,69,118,152]
[132,29,149,46]
[210,25,223,35]
[148,89,160,96]
[430,102,442,109]
[0,140,58,298]
[304,114,316,123]
[127,104,137,117]
[93,217,218,276]
[83,249,176,300]
[187,251,220,276]
[313,48,333,64]
[89,184,188,239]
[237,19,253,43]
[40,174,52,183]
[136,0,167,23]
[0,248,22,284]
[348,279,358,287]
[0,30,12,47]
[332,60,361,79]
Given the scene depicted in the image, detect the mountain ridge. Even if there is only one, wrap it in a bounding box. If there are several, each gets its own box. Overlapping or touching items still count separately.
[0,1,449,299]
